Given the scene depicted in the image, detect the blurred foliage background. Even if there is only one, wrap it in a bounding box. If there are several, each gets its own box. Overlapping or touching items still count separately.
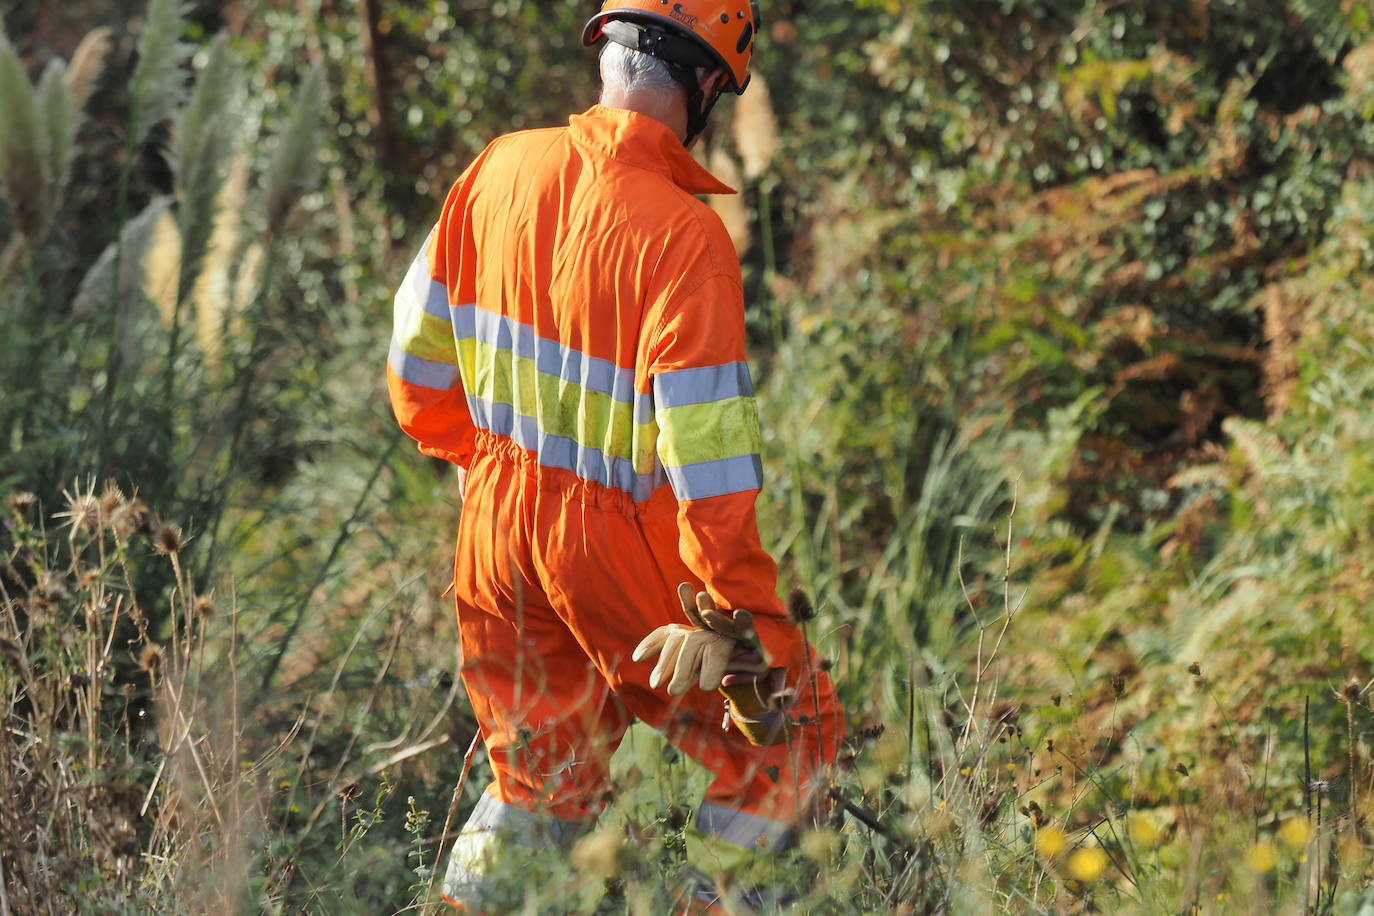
[3,0,1374,912]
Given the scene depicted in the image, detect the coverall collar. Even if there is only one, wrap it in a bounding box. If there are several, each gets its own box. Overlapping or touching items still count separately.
[569,105,737,196]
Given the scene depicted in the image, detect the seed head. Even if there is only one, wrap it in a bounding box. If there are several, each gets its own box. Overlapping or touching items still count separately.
[787,588,816,623]
[110,496,150,537]
[193,594,215,620]
[99,483,125,518]
[56,483,102,535]
[5,491,37,516]
[139,643,164,671]
[33,572,71,606]
[153,524,183,556]
[1340,678,1362,703]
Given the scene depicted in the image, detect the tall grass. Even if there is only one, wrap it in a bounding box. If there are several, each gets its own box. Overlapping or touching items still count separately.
[3,1,1374,913]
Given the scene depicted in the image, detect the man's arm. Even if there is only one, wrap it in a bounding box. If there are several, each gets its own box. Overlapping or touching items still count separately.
[648,271,804,673]
[387,155,490,467]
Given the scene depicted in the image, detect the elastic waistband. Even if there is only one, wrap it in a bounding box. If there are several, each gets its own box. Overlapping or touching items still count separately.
[472,429,664,519]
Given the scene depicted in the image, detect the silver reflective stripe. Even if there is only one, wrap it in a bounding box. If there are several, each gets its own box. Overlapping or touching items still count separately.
[440,792,590,907]
[451,304,653,423]
[664,454,764,501]
[388,338,459,391]
[469,397,667,502]
[695,802,793,851]
[401,236,451,322]
[653,361,754,409]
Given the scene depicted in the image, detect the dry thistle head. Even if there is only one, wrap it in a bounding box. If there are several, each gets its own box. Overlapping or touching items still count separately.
[1339,677,1362,704]
[99,482,125,518]
[138,642,164,672]
[193,594,215,620]
[153,523,183,555]
[55,482,101,535]
[33,571,71,607]
[787,588,816,623]
[5,491,36,517]
[110,494,150,537]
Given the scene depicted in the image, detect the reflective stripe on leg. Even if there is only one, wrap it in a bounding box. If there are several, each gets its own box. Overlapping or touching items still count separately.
[683,807,798,913]
[440,790,592,908]
[695,802,794,851]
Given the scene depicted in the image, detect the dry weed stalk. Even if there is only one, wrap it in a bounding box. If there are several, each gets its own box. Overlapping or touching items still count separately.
[0,482,261,913]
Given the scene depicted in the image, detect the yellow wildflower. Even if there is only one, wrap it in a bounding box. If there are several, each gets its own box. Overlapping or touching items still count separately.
[1244,842,1278,873]
[1067,847,1109,881]
[1034,825,1066,857]
[1278,818,1311,849]
[1128,813,1162,848]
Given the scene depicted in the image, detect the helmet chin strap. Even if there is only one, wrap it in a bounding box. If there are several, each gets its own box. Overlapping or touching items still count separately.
[665,61,723,148]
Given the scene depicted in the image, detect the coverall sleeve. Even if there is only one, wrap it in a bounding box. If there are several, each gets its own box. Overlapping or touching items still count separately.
[386,158,485,466]
[648,273,802,672]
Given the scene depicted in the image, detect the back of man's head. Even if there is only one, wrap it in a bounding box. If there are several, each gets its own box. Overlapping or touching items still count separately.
[600,42,683,104]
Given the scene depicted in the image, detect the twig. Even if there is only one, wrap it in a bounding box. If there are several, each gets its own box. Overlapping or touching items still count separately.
[363,735,452,778]
[423,731,483,913]
[828,787,911,852]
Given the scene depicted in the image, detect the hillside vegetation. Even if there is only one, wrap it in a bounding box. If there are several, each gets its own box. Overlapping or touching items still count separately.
[2,0,1374,912]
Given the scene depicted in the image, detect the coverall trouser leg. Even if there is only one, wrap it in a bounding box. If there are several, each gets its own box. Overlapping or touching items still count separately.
[440,443,842,911]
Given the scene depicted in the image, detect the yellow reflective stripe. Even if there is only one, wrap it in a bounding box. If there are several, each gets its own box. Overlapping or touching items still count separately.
[656,396,762,467]
[466,339,656,468]
[397,311,458,364]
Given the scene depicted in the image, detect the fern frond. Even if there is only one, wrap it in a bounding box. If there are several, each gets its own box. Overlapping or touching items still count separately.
[65,26,113,112]
[129,0,191,148]
[264,63,324,232]
[173,33,239,303]
[36,58,78,224]
[0,28,50,243]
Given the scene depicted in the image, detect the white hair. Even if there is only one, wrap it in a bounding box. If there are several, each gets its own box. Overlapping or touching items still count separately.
[599,41,683,99]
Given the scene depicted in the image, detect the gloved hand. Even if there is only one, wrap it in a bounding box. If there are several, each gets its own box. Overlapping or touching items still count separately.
[632,584,767,696]
[633,585,791,746]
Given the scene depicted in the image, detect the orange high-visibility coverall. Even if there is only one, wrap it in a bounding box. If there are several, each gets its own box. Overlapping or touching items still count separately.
[387,105,843,908]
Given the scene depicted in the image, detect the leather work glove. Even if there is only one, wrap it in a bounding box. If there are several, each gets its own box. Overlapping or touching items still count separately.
[633,585,790,746]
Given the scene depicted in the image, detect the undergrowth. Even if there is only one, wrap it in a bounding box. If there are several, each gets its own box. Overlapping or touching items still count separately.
[4,0,1374,913]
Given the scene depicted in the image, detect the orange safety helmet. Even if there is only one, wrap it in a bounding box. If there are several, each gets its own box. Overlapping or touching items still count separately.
[582,0,762,95]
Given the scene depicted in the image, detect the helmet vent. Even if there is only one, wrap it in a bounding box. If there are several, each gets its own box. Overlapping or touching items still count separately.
[736,21,753,54]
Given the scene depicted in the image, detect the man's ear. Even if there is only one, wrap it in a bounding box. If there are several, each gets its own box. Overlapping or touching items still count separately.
[699,66,731,97]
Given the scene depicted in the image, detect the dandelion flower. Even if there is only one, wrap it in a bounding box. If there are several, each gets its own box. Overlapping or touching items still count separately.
[1034,825,1066,857]
[1278,818,1310,849]
[1244,842,1278,873]
[1067,847,1108,881]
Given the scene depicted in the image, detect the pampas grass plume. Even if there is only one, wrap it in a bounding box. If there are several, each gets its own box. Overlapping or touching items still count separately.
[66,27,113,112]
[0,28,50,242]
[707,145,751,256]
[265,64,325,232]
[732,71,779,181]
[130,0,191,147]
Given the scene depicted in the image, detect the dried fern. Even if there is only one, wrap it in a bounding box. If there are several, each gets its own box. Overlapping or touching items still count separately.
[173,34,239,305]
[129,0,191,149]
[264,63,324,233]
[0,27,49,244]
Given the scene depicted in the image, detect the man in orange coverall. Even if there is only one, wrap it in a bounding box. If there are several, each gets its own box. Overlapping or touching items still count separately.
[386,2,842,911]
